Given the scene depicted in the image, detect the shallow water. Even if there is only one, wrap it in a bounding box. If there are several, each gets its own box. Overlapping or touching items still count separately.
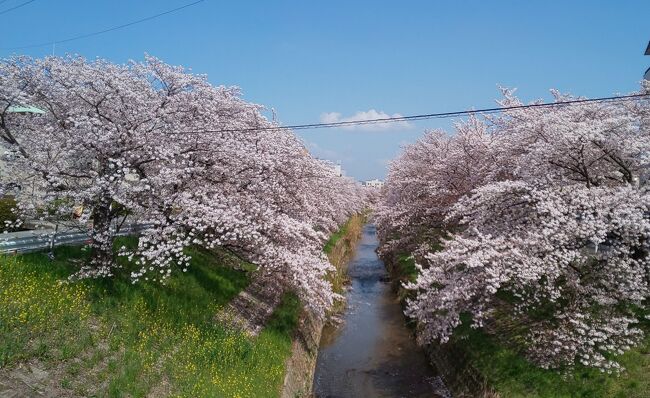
[313,224,448,398]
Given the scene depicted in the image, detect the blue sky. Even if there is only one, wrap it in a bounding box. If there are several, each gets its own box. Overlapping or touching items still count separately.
[1,0,648,180]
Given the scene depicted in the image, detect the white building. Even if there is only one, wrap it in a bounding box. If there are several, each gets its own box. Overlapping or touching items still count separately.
[363,179,384,189]
[317,158,344,177]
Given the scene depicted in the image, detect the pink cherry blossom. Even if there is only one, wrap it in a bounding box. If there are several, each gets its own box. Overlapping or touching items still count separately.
[377,88,650,371]
[0,55,370,316]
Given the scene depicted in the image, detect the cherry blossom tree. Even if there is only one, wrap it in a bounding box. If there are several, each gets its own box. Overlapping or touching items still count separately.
[0,55,367,315]
[406,182,649,371]
[378,88,650,371]
[375,116,509,257]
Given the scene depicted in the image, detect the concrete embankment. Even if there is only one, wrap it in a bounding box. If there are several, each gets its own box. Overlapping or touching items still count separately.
[381,251,498,398]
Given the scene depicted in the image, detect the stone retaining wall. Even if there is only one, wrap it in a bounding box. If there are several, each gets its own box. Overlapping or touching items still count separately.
[425,342,497,398]
[381,251,499,398]
[280,307,324,398]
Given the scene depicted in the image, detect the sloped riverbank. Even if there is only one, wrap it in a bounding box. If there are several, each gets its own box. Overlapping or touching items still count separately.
[0,240,299,397]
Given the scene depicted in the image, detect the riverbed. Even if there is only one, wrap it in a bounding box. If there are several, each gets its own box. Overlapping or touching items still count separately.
[313,224,448,398]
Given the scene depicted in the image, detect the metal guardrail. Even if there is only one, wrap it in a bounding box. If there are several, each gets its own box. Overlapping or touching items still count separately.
[0,224,152,254]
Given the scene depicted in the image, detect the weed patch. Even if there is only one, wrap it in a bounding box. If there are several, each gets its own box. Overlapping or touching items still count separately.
[0,241,299,397]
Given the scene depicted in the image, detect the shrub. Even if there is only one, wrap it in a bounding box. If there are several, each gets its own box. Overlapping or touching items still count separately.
[0,196,17,232]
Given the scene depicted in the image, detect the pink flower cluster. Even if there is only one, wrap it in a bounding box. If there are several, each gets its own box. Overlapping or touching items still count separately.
[0,56,370,315]
[376,87,650,371]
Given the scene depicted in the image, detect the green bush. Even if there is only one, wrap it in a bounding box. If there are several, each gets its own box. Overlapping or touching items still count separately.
[0,196,18,231]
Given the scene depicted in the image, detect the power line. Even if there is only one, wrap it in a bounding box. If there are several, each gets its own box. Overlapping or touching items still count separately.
[2,0,205,50]
[176,93,650,134]
[0,0,36,16]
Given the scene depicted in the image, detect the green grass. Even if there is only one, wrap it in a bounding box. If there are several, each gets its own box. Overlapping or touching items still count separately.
[0,239,301,397]
[395,254,418,282]
[323,214,365,314]
[323,221,351,254]
[454,322,650,398]
[389,248,650,398]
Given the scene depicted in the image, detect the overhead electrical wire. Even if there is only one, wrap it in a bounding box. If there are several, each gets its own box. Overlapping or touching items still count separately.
[0,0,36,16]
[2,0,205,50]
[176,93,650,134]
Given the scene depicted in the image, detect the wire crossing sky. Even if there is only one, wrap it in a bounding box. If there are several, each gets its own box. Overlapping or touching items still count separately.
[0,0,37,16]
[0,0,648,180]
[176,93,650,134]
[2,0,205,50]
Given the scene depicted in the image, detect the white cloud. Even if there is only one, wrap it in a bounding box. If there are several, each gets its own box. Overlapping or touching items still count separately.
[319,109,413,131]
[320,112,342,124]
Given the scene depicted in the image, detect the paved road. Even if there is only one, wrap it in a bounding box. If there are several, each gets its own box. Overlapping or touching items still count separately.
[0,224,150,254]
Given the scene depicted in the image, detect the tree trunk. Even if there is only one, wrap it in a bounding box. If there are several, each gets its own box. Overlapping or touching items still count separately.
[89,199,115,276]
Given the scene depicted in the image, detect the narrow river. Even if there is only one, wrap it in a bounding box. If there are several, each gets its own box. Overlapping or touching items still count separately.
[313,224,448,398]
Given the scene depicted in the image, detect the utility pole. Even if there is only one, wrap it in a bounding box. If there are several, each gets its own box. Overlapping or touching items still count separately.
[643,41,650,187]
[644,40,650,81]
